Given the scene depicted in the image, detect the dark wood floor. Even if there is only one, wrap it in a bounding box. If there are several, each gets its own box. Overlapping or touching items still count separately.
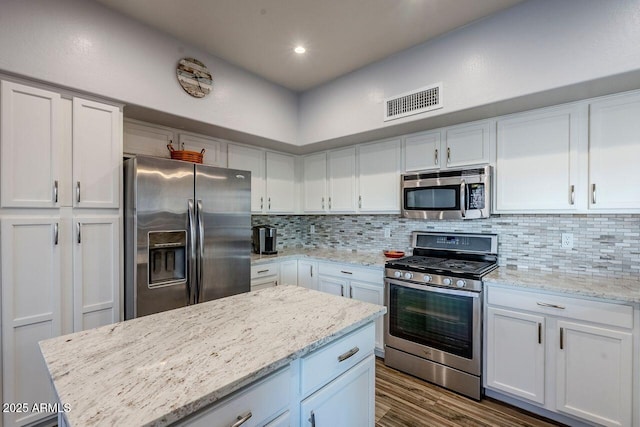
[375,358,565,427]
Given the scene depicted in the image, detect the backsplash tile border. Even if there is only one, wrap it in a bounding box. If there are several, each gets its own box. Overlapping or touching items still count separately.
[252,214,640,278]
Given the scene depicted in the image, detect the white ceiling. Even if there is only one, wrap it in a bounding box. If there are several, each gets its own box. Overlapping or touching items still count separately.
[95,0,523,92]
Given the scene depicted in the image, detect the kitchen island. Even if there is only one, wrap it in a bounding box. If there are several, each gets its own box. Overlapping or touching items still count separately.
[39,286,386,427]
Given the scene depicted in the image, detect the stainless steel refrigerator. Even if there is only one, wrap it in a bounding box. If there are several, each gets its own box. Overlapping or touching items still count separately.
[124,155,251,319]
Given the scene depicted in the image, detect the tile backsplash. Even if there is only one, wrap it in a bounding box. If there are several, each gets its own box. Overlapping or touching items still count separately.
[252,214,640,278]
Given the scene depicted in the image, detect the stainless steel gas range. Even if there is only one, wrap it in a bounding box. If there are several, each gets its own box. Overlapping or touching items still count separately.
[384,231,498,400]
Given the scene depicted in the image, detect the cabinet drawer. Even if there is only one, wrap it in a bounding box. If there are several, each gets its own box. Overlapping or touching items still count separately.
[301,323,374,397]
[317,262,382,284]
[487,285,633,329]
[178,366,290,427]
[251,263,279,279]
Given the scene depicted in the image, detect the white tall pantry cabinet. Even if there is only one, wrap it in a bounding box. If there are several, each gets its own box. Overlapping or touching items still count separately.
[0,80,122,427]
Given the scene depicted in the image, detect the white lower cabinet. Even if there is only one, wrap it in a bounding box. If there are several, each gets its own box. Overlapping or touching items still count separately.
[317,263,384,355]
[1,217,62,427]
[178,323,376,427]
[485,285,635,427]
[300,355,375,427]
[297,260,318,290]
[251,262,279,291]
[279,259,298,286]
[177,366,291,427]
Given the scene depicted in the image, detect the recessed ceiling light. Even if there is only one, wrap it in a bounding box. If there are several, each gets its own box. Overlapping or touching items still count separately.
[294,46,306,54]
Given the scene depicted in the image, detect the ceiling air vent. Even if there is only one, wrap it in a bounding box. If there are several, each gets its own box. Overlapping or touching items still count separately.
[384,82,443,121]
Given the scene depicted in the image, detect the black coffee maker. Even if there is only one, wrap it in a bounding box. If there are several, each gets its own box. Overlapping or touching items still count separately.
[252,225,277,254]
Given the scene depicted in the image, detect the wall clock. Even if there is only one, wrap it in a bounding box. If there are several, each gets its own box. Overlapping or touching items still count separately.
[176,58,213,98]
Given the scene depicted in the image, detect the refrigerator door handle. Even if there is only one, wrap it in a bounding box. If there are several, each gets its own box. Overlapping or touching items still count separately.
[187,199,196,304]
[196,199,205,304]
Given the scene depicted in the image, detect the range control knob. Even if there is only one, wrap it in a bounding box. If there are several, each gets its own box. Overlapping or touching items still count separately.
[394,271,402,278]
[442,278,452,286]
[403,272,413,280]
[423,275,432,283]
[456,280,467,288]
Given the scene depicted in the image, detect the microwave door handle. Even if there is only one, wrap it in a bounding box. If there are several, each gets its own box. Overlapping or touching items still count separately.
[460,180,467,218]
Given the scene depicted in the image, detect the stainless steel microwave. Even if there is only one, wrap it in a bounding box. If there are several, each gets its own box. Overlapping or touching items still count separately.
[401,166,491,220]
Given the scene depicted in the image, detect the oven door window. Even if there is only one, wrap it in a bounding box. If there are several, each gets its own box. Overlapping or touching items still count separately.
[389,283,474,359]
[404,185,460,211]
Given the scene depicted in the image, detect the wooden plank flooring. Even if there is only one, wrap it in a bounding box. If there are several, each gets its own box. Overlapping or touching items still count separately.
[375,358,565,427]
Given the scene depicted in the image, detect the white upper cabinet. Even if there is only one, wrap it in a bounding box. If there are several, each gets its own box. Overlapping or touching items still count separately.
[228,144,294,214]
[178,133,225,167]
[303,153,327,213]
[589,91,640,211]
[444,121,491,168]
[404,130,441,172]
[265,151,295,213]
[327,147,357,213]
[1,81,62,208]
[123,121,174,157]
[72,98,122,209]
[495,105,582,212]
[357,139,401,212]
[228,144,265,213]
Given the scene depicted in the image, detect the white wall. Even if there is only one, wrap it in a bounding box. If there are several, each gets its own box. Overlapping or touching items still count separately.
[0,0,298,145]
[298,0,640,145]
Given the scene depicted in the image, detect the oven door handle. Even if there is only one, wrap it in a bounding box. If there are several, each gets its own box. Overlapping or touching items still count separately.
[384,277,481,298]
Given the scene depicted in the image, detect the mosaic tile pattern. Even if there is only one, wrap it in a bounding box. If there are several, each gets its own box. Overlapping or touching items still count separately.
[252,214,640,278]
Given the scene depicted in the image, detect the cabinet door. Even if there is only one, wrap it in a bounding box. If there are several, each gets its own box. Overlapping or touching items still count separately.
[279,260,298,286]
[300,354,374,427]
[327,147,356,213]
[589,92,640,210]
[1,217,62,426]
[556,321,632,427]
[123,121,175,157]
[73,215,120,331]
[228,144,265,213]
[72,98,122,208]
[496,106,581,212]
[303,153,327,213]
[358,139,401,212]
[444,121,490,168]
[265,152,295,213]
[349,281,384,352]
[297,260,319,290]
[485,307,545,404]
[178,133,225,167]
[404,131,441,172]
[318,276,348,297]
[1,80,62,208]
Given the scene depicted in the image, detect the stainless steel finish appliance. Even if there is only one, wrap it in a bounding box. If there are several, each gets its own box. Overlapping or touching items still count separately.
[124,155,251,319]
[384,231,498,400]
[252,225,277,255]
[401,166,491,220]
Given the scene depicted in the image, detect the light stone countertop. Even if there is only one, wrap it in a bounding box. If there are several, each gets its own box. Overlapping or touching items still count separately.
[39,286,386,427]
[484,268,640,304]
[251,247,390,269]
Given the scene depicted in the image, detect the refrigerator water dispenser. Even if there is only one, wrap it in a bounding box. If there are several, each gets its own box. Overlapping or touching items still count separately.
[148,231,187,287]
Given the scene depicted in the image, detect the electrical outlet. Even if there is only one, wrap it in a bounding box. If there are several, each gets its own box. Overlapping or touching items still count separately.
[561,233,574,249]
[310,225,315,234]
[384,227,391,238]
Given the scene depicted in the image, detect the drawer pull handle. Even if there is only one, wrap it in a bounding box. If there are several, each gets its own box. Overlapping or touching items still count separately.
[257,269,269,274]
[338,346,359,362]
[340,270,353,275]
[231,411,252,427]
[536,302,565,310]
